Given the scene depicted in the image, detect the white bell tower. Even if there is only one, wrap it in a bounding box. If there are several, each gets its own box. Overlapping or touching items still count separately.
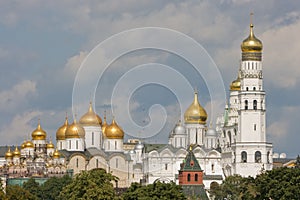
[233,15,273,177]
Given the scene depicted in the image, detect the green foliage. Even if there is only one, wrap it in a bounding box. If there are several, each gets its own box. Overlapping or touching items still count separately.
[58,168,119,200]
[255,167,300,200]
[122,181,186,200]
[211,167,300,200]
[22,178,41,199]
[39,175,72,200]
[6,185,37,200]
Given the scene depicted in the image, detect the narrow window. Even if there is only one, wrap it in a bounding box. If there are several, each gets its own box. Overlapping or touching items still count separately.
[60,142,62,150]
[116,158,118,168]
[96,159,99,168]
[246,87,249,91]
[92,132,94,145]
[212,164,215,173]
[115,141,117,150]
[187,174,191,182]
[267,151,270,163]
[165,163,168,170]
[245,100,248,110]
[253,100,257,110]
[195,174,198,182]
[255,151,262,163]
[76,140,78,149]
[241,151,247,163]
[254,124,257,131]
[76,158,79,168]
[69,141,71,149]
[253,87,256,91]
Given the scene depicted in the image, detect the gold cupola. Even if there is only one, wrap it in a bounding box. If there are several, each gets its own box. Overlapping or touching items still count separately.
[25,140,34,148]
[79,102,102,126]
[21,141,26,149]
[5,147,13,159]
[105,118,124,139]
[241,14,263,61]
[102,112,108,137]
[47,140,55,149]
[184,91,207,124]
[32,120,47,140]
[53,148,60,159]
[56,116,69,140]
[13,146,21,157]
[230,72,241,91]
[241,23,263,53]
[65,118,85,139]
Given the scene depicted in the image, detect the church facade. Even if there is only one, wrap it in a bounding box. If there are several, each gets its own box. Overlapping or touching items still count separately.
[1,20,273,190]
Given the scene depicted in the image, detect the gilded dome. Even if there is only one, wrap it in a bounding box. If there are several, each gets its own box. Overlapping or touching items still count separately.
[102,115,108,136]
[56,116,69,140]
[25,140,34,148]
[184,92,207,124]
[230,76,241,91]
[32,120,47,140]
[79,102,102,126]
[105,119,124,139]
[21,141,26,149]
[5,147,13,159]
[13,146,21,157]
[65,119,85,139]
[241,23,263,52]
[47,141,55,149]
[53,149,60,159]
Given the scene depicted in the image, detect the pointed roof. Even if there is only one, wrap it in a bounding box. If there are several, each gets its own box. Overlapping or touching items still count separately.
[180,146,202,172]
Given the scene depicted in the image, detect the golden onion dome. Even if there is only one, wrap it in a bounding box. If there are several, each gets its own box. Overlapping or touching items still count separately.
[56,116,69,140]
[5,147,13,159]
[230,76,241,91]
[53,149,60,159]
[13,146,21,157]
[79,102,102,126]
[25,140,34,148]
[184,91,207,124]
[241,23,263,52]
[21,141,26,149]
[105,119,124,139]
[47,141,55,149]
[102,114,108,136]
[65,118,85,139]
[32,120,47,140]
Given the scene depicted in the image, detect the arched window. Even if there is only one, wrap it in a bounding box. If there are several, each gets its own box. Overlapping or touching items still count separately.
[76,158,79,168]
[92,132,94,145]
[116,158,119,168]
[227,131,232,145]
[253,100,257,110]
[245,100,248,110]
[76,140,78,149]
[241,151,247,163]
[69,141,71,149]
[195,174,198,182]
[253,87,256,91]
[246,87,249,91]
[187,174,191,182]
[96,159,99,168]
[255,151,262,163]
[115,141,117,150]
[267,151,270,163]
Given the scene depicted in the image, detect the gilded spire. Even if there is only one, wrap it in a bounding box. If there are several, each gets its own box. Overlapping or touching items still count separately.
[184,91,207,124]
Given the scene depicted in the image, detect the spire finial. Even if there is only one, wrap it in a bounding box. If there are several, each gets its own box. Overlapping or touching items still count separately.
[250,12,254,25]
[37,118,41,129]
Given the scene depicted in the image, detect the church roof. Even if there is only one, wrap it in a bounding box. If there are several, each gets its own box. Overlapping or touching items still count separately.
[180,148,202,172]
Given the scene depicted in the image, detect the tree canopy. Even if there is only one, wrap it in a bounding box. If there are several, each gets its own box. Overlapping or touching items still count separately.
[58,168,119,200]
[210,167,300,200]
[122,181,186,200]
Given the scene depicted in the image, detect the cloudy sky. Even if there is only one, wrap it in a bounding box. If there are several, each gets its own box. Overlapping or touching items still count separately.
[0,0,299,157]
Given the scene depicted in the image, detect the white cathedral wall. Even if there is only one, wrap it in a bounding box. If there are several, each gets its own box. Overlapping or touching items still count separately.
[56,140,66,150]
[82,126,102,149]
[87,156,107,171]
[68,155,86,175]
[185,124,206,146]
[65,138,85,151]
[104,139,123,152]
[109,155,130,188]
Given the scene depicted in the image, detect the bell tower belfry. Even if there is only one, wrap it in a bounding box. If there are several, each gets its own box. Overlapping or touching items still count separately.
[232,14,273,176]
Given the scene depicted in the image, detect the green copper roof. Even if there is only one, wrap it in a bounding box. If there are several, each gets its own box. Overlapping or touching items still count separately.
[180,149,202,172]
